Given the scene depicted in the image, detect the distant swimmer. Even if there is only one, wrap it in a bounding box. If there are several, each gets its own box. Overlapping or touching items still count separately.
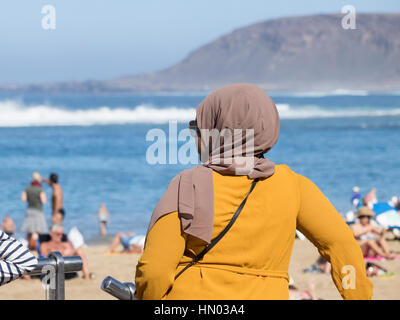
[42,173,65,224]
[95,203,110,236]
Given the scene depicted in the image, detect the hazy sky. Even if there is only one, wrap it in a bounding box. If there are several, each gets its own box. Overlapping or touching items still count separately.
[0,0,399,84]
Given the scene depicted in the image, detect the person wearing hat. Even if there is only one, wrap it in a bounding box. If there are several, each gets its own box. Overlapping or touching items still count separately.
[351,206,397,260]
[21,172,48,248]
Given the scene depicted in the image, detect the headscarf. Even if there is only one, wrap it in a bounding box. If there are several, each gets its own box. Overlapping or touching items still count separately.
[147,84,280,243]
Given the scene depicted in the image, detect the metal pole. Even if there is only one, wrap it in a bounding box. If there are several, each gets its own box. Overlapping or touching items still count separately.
[28,252,83,300]
[29,255,83,276]
[125,282,136,300]
[48,252,65,300]
[101,276,137,300]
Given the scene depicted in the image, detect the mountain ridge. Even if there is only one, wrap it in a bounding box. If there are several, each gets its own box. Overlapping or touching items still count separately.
[2,13,400,93]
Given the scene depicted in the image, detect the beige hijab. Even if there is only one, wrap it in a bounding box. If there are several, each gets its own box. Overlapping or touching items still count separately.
[147,84,280,243]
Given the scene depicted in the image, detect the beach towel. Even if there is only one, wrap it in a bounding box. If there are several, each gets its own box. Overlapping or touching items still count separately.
[68,227,85,250]
[375,210,400,229]
[364,255,386,261]
[373,202,397,216]
[364,255,400,261]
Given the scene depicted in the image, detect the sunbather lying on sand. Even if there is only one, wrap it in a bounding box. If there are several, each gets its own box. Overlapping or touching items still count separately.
[106,232,145,254]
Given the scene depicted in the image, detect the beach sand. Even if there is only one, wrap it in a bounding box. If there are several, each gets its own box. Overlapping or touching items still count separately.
[1,238,399,300]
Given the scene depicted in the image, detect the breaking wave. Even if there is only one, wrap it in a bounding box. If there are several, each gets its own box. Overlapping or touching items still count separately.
[0,99,399,127]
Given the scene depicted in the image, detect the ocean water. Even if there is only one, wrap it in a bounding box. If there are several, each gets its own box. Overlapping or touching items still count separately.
[0,91,399,242]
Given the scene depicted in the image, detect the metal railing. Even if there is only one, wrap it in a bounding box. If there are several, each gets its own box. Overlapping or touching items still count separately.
[101,276,137,300]
[28,251,83,300]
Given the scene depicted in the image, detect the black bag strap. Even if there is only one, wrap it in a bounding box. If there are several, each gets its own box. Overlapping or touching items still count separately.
[174,178,259,280]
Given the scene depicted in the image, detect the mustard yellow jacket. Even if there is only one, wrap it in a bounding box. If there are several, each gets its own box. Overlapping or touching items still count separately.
[135,165,373,300]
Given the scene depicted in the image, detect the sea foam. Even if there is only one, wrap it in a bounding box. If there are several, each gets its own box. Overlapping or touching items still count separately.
[0,99,399,127]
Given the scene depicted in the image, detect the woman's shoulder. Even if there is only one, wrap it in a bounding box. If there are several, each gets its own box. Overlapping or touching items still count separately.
[270,164,305,187]
[274,164,298,177]
[275,164,317,186]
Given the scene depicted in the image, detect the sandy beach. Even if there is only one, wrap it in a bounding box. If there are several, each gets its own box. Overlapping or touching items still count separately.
[1,238,399,300]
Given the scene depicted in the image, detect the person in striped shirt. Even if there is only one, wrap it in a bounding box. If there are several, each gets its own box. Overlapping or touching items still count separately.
[0,230,38,286]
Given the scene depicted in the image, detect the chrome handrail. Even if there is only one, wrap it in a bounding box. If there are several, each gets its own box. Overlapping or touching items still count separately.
[101,276,136,300]
[28,252,83,300]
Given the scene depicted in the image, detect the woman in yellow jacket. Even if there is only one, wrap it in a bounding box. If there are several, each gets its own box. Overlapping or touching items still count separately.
[135,84,373,300]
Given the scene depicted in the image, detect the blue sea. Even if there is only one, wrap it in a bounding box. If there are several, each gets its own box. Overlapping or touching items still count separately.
[0,91,399,242]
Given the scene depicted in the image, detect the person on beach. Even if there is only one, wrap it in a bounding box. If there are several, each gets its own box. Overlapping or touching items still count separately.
[95,203,110,236]
[0,230,38,286]
[288,277,319,300]
[134,84,373,300]
[1,215,16,237]
[351,206,397,260]
[303,256,331,274]
[365,261,395,278]
[106,232,145,254]
[351,186,362,211]
[42,173,64,224]
[40,224,92,280]
[394,196,400,211]
[363,188,378,209]
[21,172,48,249]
